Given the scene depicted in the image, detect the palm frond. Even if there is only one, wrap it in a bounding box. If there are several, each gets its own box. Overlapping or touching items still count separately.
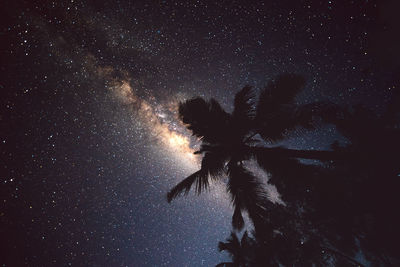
[218,241,230,253]
[233,86,256,121]
[256,108,294,142]
[195,170,209,195]
[261,73,305,104]
[167,170,208,202]
[231,86,257,140]
[218,232,241,253]
[201,151,227,179]
[227,163,269,226]
[178,97,231,144]
[232,206,245,231]
[241,231,251,247]
[256,74,306,142]
[210,98,230,120]
[227,163,268,208]
[168,146,228,203]
[194,144,219,154]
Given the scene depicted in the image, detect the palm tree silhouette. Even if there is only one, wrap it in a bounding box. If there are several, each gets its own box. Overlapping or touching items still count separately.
[166,74,400,265]
[167,74,342,231]
[167,91,270,230]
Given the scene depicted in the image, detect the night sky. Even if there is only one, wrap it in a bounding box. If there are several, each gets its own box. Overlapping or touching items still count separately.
[1,0,399,266]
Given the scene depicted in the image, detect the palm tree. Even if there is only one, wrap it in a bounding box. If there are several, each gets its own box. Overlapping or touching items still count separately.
[166,74,400,265]
[167,92,270,231]
[167,74,343,232]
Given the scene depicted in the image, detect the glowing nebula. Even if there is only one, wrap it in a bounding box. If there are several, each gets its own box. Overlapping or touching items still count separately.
[110,80,198,167]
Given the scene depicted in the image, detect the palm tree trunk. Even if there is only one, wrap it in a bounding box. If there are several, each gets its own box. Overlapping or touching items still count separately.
[251,146,349,161]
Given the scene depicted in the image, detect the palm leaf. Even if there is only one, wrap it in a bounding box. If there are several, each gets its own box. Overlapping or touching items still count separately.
[179,97,230,144]
[218,232,241,254]
[233,86,256,121]
[231,86,257,140]
[232,206,245,231]
[260,73,305,105]
[167,170,208,202]
[167,149,228,202]
[201,151,226,179]
[256,74,306,142]
[240,231,252,247]
[227,163,269,228]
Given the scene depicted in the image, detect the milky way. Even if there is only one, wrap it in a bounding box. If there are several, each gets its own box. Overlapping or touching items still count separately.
[2,0,399,266]
[111,79,197,166]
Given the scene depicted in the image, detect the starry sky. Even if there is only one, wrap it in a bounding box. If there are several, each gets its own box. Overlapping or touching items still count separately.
[1,0,399,266]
